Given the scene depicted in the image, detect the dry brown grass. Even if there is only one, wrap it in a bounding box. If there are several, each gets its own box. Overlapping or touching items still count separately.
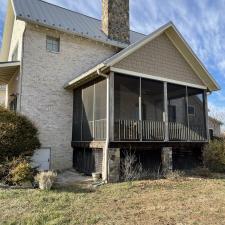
[1,178,225,224]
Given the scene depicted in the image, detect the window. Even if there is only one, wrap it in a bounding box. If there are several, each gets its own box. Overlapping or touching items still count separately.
[188,106,195,116]
[46,36,60,52]
[12,45,18,61]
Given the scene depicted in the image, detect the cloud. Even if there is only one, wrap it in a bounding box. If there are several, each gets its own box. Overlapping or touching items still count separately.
[0,0,224,112]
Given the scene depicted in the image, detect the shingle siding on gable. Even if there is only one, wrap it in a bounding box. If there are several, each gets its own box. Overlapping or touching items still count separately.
[114,33,205,86]
[21,24,117,170]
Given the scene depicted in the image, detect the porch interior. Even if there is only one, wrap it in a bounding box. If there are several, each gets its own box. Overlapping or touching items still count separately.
[72,72,208,144]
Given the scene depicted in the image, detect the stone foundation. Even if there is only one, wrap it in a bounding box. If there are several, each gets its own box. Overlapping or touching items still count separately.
[161,147,173,174]
[108,148,120,183]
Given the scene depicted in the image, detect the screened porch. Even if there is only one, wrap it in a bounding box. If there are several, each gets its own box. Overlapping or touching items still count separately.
[72,73,208,143]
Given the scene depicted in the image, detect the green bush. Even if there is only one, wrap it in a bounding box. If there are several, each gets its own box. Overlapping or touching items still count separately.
[0,106,40,161]
[203,140,225,172]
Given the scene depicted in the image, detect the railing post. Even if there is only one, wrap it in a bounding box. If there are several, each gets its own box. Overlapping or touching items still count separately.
[164,82,169,141]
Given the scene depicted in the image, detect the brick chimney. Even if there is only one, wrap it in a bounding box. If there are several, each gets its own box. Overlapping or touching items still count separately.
[102,0,130,44]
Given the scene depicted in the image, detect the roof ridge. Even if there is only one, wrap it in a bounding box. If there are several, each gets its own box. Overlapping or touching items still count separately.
[27,0,145,35]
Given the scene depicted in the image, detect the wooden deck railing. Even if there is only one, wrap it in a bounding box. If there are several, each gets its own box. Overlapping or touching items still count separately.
[80,119,206,142]
[114,120,206,141]
[142,121,165,141]
[81,119,106,141]
[114,120,140,140]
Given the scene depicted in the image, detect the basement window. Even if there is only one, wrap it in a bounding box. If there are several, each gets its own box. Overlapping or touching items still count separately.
[46,36,60,53]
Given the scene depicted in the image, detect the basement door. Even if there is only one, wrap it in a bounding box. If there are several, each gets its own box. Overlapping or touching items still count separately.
[31,148,51,171]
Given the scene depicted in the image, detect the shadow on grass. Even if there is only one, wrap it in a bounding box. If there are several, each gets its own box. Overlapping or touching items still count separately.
[52,183,96,194]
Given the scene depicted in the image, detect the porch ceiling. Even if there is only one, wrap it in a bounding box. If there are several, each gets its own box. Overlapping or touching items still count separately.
[0,61,20,85]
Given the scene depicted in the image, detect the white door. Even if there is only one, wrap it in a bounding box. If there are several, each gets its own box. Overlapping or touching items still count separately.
[31,148,51,171]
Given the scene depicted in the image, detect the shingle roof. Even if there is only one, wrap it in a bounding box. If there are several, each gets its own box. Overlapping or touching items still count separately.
[12,0,146,48]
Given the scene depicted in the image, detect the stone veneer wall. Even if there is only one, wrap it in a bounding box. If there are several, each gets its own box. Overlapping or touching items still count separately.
[108,148,120,182]
[21,24,118,170]
[102,0,130,43]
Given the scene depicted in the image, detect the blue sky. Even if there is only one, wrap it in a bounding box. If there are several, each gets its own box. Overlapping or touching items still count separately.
[0,0,225,125]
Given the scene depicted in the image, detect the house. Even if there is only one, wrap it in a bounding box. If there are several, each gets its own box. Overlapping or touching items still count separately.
[208,117,223,138]
[0,0,220,182]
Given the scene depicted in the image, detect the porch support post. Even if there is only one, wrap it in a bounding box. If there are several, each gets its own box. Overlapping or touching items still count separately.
[109,72,114,141]
[139,77,142,141]
[5,85,8,109]
[102,72,112,181]
[164,82,169,141]
[204,91,209,141]
[161,147,173,174]
[108,148,120,183]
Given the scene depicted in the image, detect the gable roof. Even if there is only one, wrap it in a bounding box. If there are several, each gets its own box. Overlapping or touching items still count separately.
[65,22,220,92]
[11,0,145,48]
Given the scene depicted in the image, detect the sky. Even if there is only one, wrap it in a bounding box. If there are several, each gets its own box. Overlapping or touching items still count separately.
[0,0,225,127]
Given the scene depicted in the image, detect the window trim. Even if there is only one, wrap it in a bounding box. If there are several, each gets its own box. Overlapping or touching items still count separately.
[46,36,60,53]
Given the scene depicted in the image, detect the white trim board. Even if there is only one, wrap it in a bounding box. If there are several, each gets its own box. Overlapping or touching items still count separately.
[111,67,207,90]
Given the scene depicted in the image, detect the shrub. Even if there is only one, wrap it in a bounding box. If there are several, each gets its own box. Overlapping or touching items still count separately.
[203,140,225,172]
[0,157,36,185]
[190,167,211,178]
[121,151,143,182]
[0,106,40,161]
[35,171,57,190]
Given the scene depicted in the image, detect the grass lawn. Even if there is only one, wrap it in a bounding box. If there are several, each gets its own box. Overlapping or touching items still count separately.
[1,178,225,225]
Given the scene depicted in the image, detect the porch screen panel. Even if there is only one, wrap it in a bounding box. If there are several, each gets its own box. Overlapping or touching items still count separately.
[73,88,82,141]
[187,87,206,141]
[94,79,107,140]
[141,79,164,140]
[114,74,140,140]
[167,84,188,141]
[82,83,94,141]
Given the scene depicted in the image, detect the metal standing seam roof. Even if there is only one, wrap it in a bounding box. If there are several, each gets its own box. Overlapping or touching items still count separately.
[65,22,220,92]
[12,0,146,48]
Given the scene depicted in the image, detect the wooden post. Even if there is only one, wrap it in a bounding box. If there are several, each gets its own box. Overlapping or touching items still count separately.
[102,73,111,181]
[164,82,169,141]
[109,72,114,141]
[204,90,209,141]
[139,77,142,141]
[186,86,190,141]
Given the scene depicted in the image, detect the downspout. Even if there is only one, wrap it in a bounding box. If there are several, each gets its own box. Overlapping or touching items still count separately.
[97,69,109,182]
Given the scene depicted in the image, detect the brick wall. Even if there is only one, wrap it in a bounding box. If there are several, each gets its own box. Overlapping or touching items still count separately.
[21,24,117,170]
